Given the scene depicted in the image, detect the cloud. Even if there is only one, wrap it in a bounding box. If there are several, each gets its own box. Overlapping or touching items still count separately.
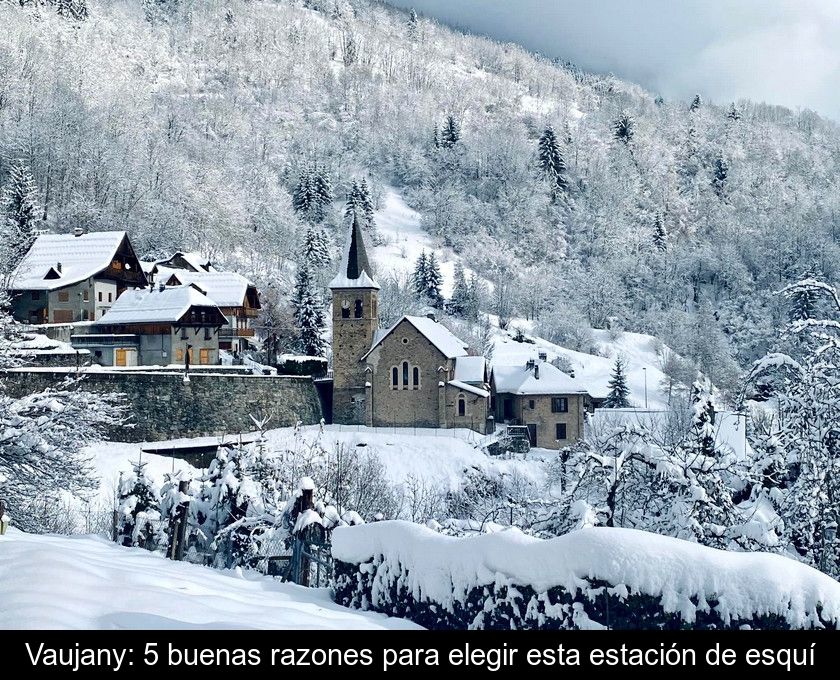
[385,0,840,120]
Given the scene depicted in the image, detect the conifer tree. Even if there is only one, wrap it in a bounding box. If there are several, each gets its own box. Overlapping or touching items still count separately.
[412,250,428,298]
[344,180,361,224]
[292,168,314,216]
[727,102,741,122]
[787,274,819,322]
[613,112,635,145]
[712,156,728,197]
[1,160,40,273]
[291,264,326,356]
[117,460,163,549]
[652,212,667,251]
[690,93,703,112]
[311,166,333,222]
[302,226,331,268]
[441,115,460,148]
[432,124,440,149]
[407,8,419,40]
[602,356,631,408]
[359,177,376,231]
[538,126,568,199]
[425,251,444,308]
[449,261,468,316]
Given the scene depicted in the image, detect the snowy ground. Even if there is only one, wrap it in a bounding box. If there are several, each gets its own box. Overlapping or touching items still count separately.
[87,424,551,506]
[0,528,419,630]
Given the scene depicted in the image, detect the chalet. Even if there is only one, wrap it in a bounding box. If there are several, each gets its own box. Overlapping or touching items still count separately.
[491,358,592,449]
[7,230,147,324]
[156,269,260,353]
[71,284,227,367]
[330,216,492,433]
[150,251,215,274]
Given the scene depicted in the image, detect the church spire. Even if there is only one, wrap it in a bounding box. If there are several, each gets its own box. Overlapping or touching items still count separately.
[330,214,379,290]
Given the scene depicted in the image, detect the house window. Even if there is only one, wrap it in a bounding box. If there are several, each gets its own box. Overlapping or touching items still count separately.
[175,348,184,362]
[354,299,363,318]
[112,259,122,270]
[457,395,466,417]
[413,366,420,389]
[58,290,70,302]
[551,397,568,413]
[180,327,187,339]
[204,327,212,340]
[529,399,535,409]
[556,423,567,440]
[200,348,210,365]
[108,292,113,302]
[98,291,103,302]
[83,290,89,302]
[402,361,409,388]
[82,309,89,321]
[31,291,40,300]
[341,301,350,318]
[392,366,399,388]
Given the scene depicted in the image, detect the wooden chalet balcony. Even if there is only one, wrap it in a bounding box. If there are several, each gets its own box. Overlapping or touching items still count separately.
[220,327,256,338]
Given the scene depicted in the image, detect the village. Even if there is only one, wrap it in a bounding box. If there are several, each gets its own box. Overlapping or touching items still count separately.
[4,220,603,452]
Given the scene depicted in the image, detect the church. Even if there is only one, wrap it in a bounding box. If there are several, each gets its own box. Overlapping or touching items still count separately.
[329,217,492,434]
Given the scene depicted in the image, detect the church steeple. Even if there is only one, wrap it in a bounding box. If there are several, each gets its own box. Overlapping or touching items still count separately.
[330,214,379,290]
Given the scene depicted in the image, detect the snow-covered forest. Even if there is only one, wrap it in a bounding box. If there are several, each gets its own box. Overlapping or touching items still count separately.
[2,0,839,393]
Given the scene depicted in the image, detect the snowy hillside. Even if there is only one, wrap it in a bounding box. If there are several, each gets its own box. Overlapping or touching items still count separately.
[0,528,418,629]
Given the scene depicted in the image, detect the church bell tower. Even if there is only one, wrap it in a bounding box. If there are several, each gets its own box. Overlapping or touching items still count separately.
[330,214,379,424]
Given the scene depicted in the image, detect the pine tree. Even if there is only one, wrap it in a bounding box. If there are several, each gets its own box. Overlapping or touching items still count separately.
[412,250,428,298]
[359,177,376,231]
[690,93,703,112]
[291,264,326,356]
[602,357,630,408]
[727,102,741,122]
[537,126,568,199]
[787,274,819,322]
[448,261,468,316]
[712,156,728,197]
[1,160,40,273]
[302,226,331,269]
[425,251,444,308]
[407,8,419,40]
[344,180,361,224]
[432,124,440,149]
[652,212,667,251]
[613,112,635,145]
[311,166,333,223]
[292,168,314,216]
[441,115,460,148]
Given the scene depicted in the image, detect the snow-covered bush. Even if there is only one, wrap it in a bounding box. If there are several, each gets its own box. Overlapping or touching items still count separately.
[116,460,165,549]
[333,521,840,630]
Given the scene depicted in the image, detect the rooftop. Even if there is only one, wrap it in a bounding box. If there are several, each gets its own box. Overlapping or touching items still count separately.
[492,360,589,396]
[158,268,255,308]
[330,214,379,290]
[364,315,469,360]
[95,284,224,325]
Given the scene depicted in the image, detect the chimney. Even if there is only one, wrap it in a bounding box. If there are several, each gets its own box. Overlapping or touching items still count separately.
[526,359,535,371]
[56,262,62,273]
[73,227,84,237]
[158,281,166,292]
[534,364,540,380]
[538,351,547,362]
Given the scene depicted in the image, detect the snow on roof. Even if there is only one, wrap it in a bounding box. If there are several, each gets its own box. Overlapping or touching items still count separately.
[159,269,252,307]
[9,231,128,291]
[492,360,589,395]
[363,315,469,360]
[95,285,222,325]
[448,380,490,398]
[332,521,840,628]
[454,355,486,384]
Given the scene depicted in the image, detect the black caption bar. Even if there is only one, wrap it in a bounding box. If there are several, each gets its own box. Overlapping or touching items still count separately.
[8,630,827,676]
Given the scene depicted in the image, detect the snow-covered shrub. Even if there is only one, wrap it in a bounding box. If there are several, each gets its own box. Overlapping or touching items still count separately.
[116,460,165,549]
[333,521,840,630]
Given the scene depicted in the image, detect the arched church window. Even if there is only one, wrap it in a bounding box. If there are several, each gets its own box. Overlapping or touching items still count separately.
[392,366,398,388]
[341,300,350,319]
[402,361,409,388]
[458,395,466,417]
[413,366,420,389]
[354,299,363,318]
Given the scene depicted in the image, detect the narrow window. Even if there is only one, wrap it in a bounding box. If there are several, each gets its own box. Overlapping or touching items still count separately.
[556,423,567,440]
[58,290,70,302]
[458,396,466,417]
[204,327,212,340]
[529,399,535,409]
[200,348,210,365]
[354,299,363,318]
[413,366,420,389]
[392,366,399,388]
[341,301,350,318]
[98,291,103,302]
[175,348,184,362]
[402,361,409,388]
[83,290,89,302]
[108,292,113,302]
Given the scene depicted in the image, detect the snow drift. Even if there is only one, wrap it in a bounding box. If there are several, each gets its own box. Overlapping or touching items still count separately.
[332,521,840,630]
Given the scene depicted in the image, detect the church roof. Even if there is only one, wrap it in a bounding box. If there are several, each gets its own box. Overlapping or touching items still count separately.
[329,214,379,290]
[362,315,469,360]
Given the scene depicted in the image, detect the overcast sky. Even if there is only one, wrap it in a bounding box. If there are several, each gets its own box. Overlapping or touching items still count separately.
[385,0,840,121]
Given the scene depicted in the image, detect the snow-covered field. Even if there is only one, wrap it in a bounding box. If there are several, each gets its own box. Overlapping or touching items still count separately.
[0,528,418,630]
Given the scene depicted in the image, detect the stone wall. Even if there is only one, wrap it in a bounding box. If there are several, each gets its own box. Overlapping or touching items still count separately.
[1,368,323,442]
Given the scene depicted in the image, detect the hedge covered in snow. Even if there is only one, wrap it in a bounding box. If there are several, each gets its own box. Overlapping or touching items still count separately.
[332,521,840,630]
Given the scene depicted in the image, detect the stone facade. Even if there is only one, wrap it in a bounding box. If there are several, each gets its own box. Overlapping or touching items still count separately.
[364,318,453,428]
[494,392,587,449]
[1,369,322,442]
